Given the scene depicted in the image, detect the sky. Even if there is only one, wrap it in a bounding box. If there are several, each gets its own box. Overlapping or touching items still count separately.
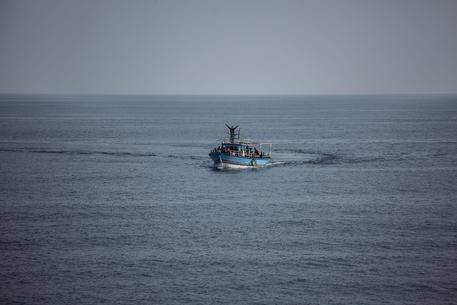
[1,0,457,95]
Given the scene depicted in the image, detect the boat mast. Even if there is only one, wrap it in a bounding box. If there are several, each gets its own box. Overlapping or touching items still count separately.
[225,124,239,143]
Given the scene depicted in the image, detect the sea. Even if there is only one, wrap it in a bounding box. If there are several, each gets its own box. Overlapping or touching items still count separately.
[1,94,457,305]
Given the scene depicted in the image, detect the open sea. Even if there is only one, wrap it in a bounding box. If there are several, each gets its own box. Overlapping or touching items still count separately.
[1,94,457,305]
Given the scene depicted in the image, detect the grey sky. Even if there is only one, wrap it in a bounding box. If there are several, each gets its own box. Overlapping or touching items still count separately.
[1,0,457,94]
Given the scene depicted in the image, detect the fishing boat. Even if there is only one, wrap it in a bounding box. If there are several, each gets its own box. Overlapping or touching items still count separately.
[209,124,272,169]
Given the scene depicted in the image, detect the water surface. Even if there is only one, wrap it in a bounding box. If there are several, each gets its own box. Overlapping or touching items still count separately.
[1,95,457,305]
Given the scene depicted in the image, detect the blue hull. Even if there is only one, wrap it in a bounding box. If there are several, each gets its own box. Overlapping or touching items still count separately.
[209,152,271,167]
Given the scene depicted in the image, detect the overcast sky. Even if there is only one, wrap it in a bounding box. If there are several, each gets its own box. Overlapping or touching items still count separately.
[1,0,457,95]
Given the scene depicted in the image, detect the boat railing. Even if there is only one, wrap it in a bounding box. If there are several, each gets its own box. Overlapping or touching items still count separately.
[220,138,259,144]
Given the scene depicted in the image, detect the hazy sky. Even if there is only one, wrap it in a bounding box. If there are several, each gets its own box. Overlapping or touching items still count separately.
[1,0,457,94]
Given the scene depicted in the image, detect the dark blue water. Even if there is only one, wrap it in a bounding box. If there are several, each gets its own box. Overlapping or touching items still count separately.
[1,95,457,305]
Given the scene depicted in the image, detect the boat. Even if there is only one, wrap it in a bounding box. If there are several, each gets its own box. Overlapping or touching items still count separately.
[209,124,272,169]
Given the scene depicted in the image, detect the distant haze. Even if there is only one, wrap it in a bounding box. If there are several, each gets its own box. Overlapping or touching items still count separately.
[1,0,457,95]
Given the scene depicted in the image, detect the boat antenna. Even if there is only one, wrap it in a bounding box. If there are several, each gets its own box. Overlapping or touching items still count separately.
[225,123,239,143]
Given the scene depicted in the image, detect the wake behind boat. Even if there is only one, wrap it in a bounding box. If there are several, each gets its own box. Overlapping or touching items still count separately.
[209,124,272,169]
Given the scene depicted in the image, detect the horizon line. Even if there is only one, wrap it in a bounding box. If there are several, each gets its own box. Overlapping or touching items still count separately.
[1,92,457,97]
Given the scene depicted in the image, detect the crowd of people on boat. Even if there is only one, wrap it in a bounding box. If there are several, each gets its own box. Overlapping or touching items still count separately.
[211,145,269,158]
